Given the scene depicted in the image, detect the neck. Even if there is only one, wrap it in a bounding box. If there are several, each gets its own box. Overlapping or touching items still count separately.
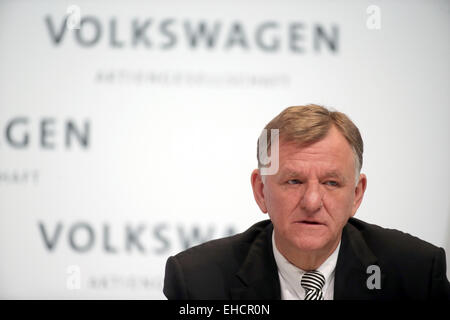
[275,232,341,271]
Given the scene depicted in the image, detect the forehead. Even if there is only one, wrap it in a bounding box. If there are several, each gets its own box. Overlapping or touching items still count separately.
[277,126,355,173]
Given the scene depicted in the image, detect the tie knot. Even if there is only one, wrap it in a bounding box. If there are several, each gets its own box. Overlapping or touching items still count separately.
[301,270,326,294]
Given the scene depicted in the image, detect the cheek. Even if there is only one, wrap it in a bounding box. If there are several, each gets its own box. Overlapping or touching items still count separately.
[265,188,298,219]
[324,189,355,220]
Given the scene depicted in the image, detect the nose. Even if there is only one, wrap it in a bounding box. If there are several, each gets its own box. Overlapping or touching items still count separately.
[300,181,323,213]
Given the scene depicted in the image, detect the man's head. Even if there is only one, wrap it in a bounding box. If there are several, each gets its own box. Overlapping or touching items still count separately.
[251,104,367,264]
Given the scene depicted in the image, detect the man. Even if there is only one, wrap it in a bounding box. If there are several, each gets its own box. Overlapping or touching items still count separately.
[163,104,450,300]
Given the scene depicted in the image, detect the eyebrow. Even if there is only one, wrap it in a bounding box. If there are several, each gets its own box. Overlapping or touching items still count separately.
[325,171,348,184]
[279,169,347,183]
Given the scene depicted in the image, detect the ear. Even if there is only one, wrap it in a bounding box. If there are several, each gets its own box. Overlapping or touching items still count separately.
[351,173,367,217]
[251,169,268,213]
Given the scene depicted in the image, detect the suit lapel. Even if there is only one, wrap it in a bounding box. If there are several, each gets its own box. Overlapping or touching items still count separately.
[230,223,281,300]
[334,220,386,299]
[230,218,386,300]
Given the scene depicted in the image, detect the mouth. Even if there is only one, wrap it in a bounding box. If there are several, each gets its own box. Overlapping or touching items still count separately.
[295,220,324,226]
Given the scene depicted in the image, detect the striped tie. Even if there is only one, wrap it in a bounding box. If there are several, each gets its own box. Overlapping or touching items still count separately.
[300,270,326,300]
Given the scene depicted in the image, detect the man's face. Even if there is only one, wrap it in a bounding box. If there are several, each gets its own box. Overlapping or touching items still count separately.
[251,126,367,255]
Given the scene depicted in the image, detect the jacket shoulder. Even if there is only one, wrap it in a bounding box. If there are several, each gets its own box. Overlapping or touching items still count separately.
[340,218,450,299]
[175,219,271,265]
[164,220,272,299]
[348,217,442,258]
[347,217,449,298]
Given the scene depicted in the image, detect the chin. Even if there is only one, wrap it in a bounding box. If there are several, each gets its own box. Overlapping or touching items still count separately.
[291,234,330,252]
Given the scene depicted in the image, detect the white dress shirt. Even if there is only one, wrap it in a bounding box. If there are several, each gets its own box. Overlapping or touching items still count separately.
[272,231,341,300]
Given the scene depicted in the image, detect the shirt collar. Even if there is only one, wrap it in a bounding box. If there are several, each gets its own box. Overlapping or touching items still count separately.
[272,229,341,294]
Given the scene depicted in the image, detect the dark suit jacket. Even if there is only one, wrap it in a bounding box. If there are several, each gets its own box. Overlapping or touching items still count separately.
[163,218,450,299]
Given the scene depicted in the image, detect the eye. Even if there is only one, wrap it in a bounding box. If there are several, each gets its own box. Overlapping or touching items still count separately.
[324,181,339,187]
[287,179,302,185]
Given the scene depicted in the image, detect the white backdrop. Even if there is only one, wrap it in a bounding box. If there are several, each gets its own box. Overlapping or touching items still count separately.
[0,0,449,299]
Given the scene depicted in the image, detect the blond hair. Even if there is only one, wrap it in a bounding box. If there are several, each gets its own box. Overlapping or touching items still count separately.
[257,104,363,182]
